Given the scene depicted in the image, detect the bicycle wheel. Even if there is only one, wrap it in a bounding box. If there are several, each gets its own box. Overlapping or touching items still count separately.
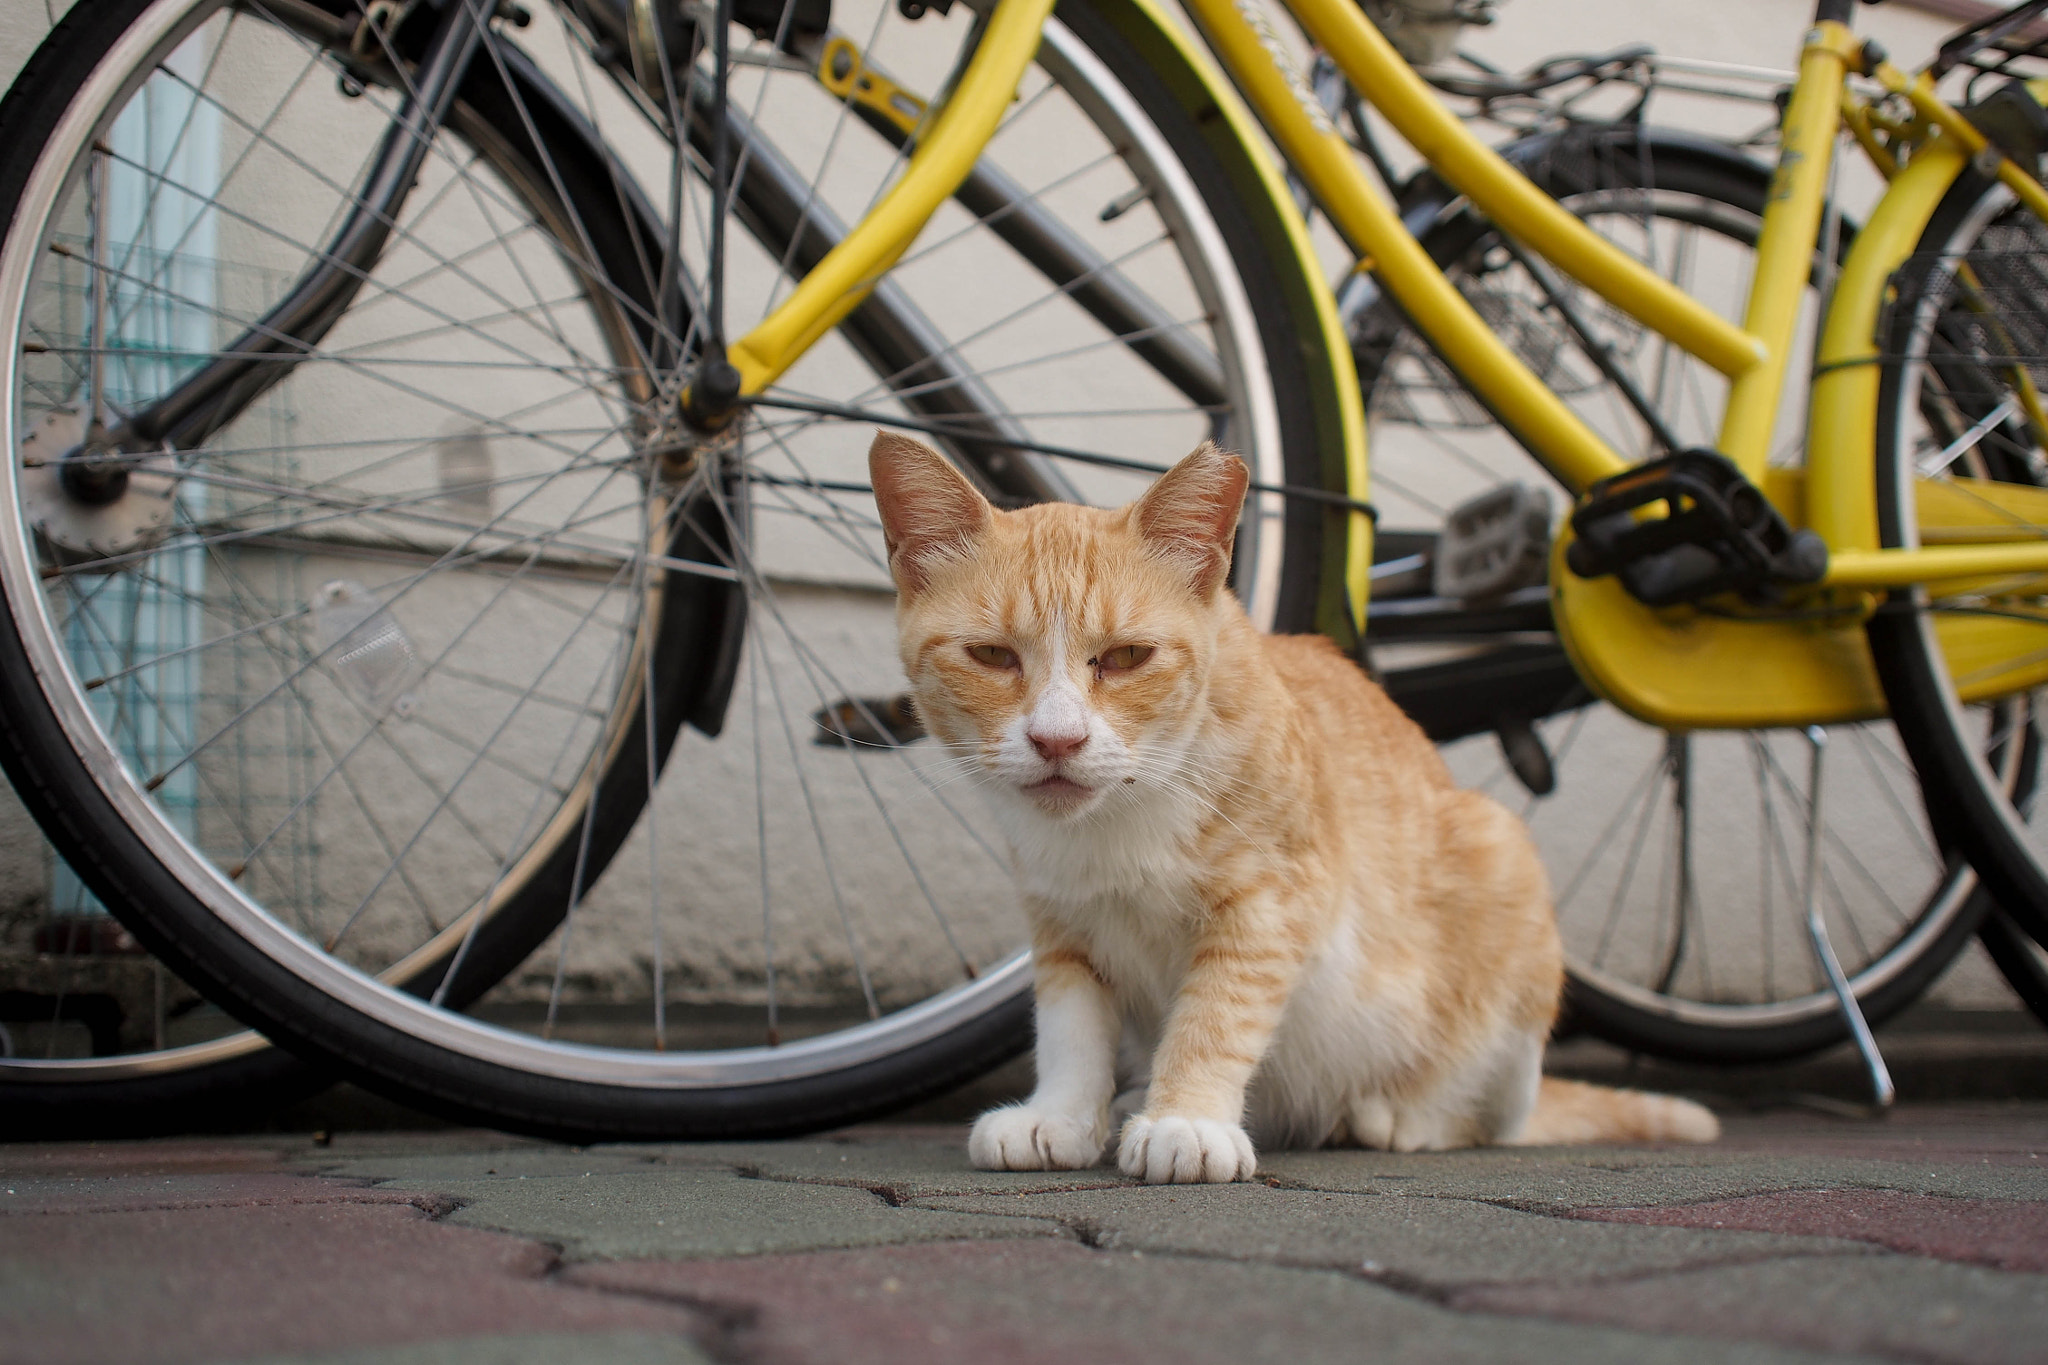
[0,0,1350,1137]
[1981,905,2048,1028]
[1868,168,2048,956]
[0,846,324,1138]
[1,840,324,1135]
[0,0,695,1127]
[1356,127,1984,1062]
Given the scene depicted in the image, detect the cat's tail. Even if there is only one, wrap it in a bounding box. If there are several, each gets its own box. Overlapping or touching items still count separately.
[1512,1076,1720,1145]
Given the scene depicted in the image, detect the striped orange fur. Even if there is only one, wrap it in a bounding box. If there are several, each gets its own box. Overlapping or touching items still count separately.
[870,432,1717,1184]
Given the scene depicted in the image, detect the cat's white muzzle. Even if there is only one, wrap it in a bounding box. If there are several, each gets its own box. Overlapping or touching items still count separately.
[1019,771,1101,815]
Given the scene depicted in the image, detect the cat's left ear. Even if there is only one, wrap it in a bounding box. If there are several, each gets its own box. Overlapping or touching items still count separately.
[869,430,995,594]
[1133,442,1249,597]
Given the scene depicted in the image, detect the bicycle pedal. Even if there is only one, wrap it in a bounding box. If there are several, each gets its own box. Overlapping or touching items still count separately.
[1433,483,1551,601]
[1564,449,1827,608]
[812,693,926,747]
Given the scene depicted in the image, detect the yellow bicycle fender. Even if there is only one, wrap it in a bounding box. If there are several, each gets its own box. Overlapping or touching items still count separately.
[1093,0,1370,635]
[1554,470,2048,729]
[1807,137,1969,556]
[1550,530,1891,731]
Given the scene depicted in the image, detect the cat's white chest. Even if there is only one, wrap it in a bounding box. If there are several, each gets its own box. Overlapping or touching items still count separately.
[996,789,1206,1015]
[1012,856,1203,1017]
[1039,879,1195,1026]
[994,781,1207,906]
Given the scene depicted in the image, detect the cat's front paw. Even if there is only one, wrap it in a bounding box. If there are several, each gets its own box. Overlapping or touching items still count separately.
[1117,1114,1256,1184]
[969,1105,1107,1171]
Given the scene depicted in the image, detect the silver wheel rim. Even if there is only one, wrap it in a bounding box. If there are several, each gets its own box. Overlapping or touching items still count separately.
[1,0,1291,1090]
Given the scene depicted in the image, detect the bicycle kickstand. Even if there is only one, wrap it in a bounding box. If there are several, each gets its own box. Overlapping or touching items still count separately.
[1801,726,1896,1112]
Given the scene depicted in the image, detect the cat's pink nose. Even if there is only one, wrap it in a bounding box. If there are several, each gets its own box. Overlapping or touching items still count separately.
[1029,729,1088,762]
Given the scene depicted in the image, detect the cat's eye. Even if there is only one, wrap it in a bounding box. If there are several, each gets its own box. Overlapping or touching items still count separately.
[967,644,1019,670]
[1097,644,1154,673]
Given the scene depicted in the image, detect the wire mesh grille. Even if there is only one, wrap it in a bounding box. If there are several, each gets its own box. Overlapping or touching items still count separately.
[1891,229,2048,386]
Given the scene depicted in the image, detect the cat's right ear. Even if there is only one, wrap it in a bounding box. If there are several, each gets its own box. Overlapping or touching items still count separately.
[1133,441,1249,598]
[869,431,994,594]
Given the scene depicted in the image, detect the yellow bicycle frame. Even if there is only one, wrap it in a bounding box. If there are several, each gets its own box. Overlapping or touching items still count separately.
[703,0,1371,633]
[1188,0,2048,728]
[721,0,1057,394]
[708,0,2048,730]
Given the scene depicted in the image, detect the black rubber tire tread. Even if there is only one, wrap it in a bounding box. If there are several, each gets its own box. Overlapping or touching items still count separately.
[0,0,1333,1139]
[1867,166,2048,952]
[0,1046,325,1141]
[1559,885,1985,1064]
[1980,903,2048,1029]
[1367,131,1988,1063]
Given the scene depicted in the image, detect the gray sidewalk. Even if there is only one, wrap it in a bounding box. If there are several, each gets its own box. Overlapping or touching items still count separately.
[5,1090,2047,1365]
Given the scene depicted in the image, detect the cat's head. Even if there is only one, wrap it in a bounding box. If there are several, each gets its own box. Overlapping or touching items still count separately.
[870,431,1247,821]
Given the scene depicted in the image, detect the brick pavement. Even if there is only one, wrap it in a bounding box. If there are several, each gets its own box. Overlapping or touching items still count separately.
[3,1103,2045,1364]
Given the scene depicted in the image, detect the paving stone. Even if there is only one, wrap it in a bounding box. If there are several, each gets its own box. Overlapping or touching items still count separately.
[302,1130,562,1160]
[9,1106,2044,1364]
[917,1184,1875,1286]
[1712,1104,2048,1168]
[0,1136,308,1177]
[315,1146,670,1183]
[558,1106,2048,1206]
[615,1131,1130,1198]
[0,1172,440,1216]
[567,1237,1851,1365]
[369,1166,1064,1261]
[235,1331,715,1365]
[1574,1190,2048,1272]
[0,1200,707,1365]
[1259,1144,2048,1207]
[1454,1251,2048,1365]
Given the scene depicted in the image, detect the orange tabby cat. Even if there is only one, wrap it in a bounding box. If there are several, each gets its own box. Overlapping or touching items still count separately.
[870,431,1718,1184]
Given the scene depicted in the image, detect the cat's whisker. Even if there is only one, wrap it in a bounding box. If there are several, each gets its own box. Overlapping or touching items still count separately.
[1133,751,1294,808]
[925,769,995,789]
[918,764,1004,796]
[1133,761,1280,864]
[898,756,992,785]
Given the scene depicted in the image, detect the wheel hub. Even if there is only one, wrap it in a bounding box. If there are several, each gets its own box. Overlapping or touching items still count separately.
[19,409,178,562]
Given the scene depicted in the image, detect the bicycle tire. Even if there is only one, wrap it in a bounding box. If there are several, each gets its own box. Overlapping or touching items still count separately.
[0,0,1351,1137]
[1867,167,2048,967]
[0,0,704,1125]
[1357,127,1986,1063]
